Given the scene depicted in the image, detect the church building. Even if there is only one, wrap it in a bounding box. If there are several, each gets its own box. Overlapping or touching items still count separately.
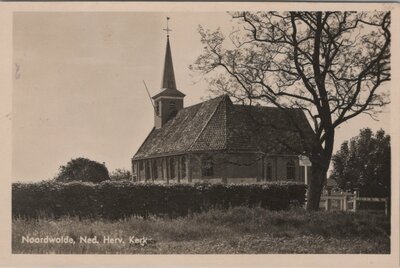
[132,33,316,184]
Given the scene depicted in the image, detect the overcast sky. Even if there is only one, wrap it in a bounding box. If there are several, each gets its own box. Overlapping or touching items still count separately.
[12,12,390,182]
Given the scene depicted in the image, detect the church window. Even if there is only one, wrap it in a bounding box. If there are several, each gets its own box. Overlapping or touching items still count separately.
[169,101,176,110]
[169,157,175,179]
[145,161,150,180]
[139,161,143,171]
[152,160,158,179]
[166,159,170,178]
[161,158,165,180]
[287,160,296,180]
[201,156,214,177]
[181,156,186,178]
[266,162,272,180]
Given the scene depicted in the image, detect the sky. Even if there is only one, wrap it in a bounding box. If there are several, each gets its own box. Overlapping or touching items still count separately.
[12,12,390,182]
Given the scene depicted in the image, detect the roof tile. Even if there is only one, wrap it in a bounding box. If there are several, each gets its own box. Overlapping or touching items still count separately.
[133,95,316,159]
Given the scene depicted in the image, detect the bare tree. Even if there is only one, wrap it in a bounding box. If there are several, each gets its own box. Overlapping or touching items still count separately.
[191,11,390,210]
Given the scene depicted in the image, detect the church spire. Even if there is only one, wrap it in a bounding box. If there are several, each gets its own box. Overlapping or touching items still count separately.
[161,17,177,89]
[152,17,185,129]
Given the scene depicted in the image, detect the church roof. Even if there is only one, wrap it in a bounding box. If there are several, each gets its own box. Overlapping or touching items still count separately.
[161,37,177,90]
[133,95,317,160]
[152,87,185,99]
[152,37,186,100]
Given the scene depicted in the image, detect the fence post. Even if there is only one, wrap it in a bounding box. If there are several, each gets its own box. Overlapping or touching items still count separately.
[343,195,348,212]
[385,198,388,216]
[353,191,358,212]
[325,190,331,211]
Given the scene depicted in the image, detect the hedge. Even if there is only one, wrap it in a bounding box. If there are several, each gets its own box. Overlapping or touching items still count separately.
[12,181,306,220]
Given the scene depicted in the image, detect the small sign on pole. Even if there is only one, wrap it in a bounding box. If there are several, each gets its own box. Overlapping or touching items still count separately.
[299,155,312,166]
[298,155,312,185]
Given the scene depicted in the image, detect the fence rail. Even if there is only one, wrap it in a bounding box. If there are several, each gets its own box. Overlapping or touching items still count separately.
[319,191,388,215]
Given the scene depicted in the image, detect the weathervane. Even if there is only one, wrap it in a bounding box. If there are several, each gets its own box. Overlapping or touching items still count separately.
[163,17,172,37]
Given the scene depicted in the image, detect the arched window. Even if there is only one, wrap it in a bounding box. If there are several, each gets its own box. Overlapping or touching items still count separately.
[169,101,176,110]
[181,156,186,178]
[169,101,178,118]
[201,156,214,177]
[169,157,175,179]
[161,158,165,180]
[139,161,144,171]
[287,160,296,180]
[132,162,136,174]
[145,160,150,180]
[266,162,272,181]
[166,158,170,179]
[152,159,158,179]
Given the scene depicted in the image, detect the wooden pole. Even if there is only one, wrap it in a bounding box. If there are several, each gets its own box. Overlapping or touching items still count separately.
[353,191,358,212]
[304,166,308,185]
[385,198,388,216]
[343,195,348,212]
[325,190,330,211]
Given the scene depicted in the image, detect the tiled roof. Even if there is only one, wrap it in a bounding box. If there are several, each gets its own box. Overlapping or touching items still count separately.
[152,88,186,99]
[133,95,316,159]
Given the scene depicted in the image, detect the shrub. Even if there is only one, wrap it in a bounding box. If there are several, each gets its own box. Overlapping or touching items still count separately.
[54,157,110,183]
[12,181,306,220]
[110,168,132,181]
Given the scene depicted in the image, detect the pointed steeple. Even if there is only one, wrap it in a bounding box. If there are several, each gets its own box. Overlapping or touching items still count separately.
[161,37,177,89]
[152,17,185,129]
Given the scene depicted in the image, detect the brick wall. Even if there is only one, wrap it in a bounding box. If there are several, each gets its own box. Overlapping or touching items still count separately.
[133,152,311,184]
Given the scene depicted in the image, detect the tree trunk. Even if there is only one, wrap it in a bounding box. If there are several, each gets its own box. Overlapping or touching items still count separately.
[306,124,335,211]
[306,166,326,211]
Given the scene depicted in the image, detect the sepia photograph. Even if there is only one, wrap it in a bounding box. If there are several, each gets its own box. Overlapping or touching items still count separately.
[4,3,397,262]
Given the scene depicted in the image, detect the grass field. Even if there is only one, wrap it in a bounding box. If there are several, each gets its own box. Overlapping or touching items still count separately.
[12,207,390,254]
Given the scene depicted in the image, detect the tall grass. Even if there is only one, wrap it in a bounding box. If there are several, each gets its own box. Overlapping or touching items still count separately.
[12,207,390,254]
[188,207,390,238]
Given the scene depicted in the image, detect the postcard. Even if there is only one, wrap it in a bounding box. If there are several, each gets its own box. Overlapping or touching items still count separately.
[0,2,399,267]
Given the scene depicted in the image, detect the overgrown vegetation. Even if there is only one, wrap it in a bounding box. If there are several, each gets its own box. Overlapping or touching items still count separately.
[54,157,110,183]
[330,128,390,197]
[12,181,306,220]
[109,168,132,181]
[12,207,390,254]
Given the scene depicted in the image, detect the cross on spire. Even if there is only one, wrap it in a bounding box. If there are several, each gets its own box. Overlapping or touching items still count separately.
[163,17,172,37]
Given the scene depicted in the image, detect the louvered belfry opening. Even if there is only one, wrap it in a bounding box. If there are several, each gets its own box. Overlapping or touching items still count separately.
[152,36,185,129]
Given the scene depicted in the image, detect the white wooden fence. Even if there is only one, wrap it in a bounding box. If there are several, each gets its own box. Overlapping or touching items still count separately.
[318,191,388,215]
